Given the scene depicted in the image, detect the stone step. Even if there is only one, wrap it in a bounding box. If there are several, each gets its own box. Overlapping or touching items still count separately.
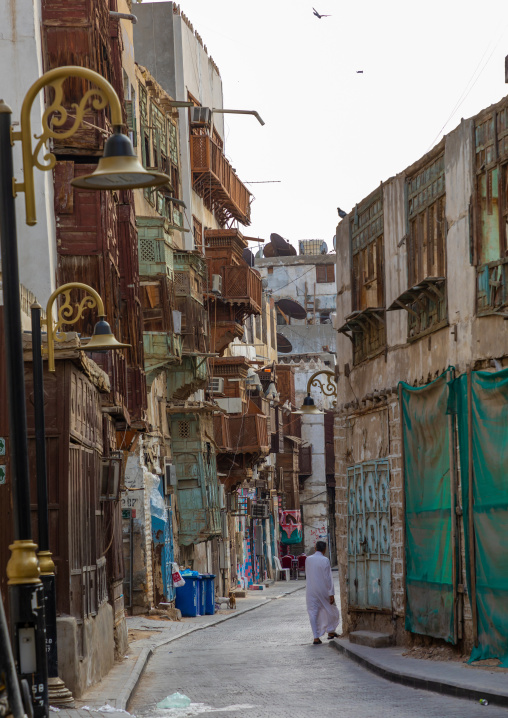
[349,630,394,648]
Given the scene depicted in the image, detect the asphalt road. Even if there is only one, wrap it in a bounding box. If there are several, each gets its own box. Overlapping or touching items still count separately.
[130,587,506,718]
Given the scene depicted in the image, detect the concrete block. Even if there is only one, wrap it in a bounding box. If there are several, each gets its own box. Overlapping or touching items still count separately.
[349,630,394,648]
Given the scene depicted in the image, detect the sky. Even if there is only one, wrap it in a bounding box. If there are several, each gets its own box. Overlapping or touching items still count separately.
[149,0,508,250]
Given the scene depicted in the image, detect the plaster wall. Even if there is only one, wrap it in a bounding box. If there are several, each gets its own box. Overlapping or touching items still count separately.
[300,415,329,553]
[0,0,57,306]
[56,603,114,698]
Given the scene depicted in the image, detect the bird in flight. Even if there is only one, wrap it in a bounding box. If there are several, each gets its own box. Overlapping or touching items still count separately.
[313,7,331,18]
[356,70,364,74]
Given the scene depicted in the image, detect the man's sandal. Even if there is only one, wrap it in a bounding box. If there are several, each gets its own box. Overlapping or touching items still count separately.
[313,638,322,644]
[327,632,338,639]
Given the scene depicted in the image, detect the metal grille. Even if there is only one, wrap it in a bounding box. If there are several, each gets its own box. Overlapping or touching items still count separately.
[178,420,191,439]
[347,460,390,610]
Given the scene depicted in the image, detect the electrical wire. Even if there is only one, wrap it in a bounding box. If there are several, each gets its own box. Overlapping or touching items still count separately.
[266,264,316,295]
[426,25,508,151]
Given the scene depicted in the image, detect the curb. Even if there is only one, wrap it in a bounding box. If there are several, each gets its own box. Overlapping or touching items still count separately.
[120,583,305,711]
[330,639,508,708]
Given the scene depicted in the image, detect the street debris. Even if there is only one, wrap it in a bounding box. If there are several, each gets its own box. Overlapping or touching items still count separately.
[157,694,191,709]
[479,699,489,706]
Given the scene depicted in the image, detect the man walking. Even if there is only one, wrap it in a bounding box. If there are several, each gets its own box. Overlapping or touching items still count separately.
[305,541,340,644]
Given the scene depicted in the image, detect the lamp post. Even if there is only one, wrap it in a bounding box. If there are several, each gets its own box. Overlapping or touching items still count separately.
[31,284,129,706]
[294,370,338,415]
[0,66,169,718]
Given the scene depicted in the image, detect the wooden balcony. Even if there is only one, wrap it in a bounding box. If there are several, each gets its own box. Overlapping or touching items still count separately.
[190,135,252,226]
[222,264,262,313]
[228,414,269,454]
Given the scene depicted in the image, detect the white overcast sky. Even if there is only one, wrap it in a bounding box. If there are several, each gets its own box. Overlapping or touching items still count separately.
[148,0,508,250]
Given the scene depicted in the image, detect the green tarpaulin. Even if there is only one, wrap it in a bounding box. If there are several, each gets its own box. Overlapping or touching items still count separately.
[451,369,508,666]
[400,371,455,643]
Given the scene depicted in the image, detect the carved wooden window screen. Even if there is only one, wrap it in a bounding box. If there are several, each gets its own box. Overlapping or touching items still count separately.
[351,192,384,312]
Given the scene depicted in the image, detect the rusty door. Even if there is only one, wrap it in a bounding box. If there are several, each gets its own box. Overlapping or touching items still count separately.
[347,460,390,610]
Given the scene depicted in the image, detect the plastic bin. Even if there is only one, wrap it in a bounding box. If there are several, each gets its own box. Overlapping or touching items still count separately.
[200,574,216,615]
[175,574,202,617]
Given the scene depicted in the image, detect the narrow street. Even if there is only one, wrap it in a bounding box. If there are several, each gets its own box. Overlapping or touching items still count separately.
[130,586,500,718]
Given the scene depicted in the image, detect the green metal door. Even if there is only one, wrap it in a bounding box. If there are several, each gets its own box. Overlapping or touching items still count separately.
[347,460,390,610]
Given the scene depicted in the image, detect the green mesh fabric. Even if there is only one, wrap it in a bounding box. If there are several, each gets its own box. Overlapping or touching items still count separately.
[400,371,455,643]
[452,370,508,666]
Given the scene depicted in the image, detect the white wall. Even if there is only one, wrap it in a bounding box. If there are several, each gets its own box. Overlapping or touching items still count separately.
[0,0,56,306]
[300,414,328,554]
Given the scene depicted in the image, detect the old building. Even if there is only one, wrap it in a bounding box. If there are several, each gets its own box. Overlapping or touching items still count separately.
[256,240,337,559]
[334,94,508,664]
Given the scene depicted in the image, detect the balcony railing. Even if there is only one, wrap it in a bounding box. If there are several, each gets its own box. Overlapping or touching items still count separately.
[190,134,251,225]
[222,264,262,313]
[228,414,269,454]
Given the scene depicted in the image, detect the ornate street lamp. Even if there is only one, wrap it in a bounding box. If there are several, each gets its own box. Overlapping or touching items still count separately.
[294,370,338,415]
[0,66,169,718]
[30,283,130,706]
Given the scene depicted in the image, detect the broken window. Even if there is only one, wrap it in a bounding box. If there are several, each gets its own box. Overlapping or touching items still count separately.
[474,102,508,314]
[340,190,386,365]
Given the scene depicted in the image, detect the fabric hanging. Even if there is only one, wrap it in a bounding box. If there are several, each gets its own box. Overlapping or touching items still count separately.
[400,370,456,643]
[451,369,508,666]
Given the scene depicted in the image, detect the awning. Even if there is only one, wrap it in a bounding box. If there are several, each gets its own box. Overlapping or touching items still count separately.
[338,307,385,337]
[387,277,445,313]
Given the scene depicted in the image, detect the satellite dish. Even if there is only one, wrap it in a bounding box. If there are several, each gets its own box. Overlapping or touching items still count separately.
[269,233,296,257]
[242,248,255,267]
[276,333,293,353]
[263,242,276,258]
[276,298,307,320]
[332,235,336,251]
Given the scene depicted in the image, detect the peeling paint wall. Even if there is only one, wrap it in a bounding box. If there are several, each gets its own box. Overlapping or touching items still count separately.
[334,113,499,650]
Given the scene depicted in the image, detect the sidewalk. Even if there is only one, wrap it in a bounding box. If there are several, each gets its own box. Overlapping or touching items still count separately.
[52,580,306,718]
[331,638,508,708]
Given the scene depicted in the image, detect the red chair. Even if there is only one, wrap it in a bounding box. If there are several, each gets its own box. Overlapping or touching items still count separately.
[281,555,292,570]
[297,554,307,579]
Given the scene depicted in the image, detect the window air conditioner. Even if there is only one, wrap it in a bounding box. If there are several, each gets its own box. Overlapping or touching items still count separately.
[163,458,177,494]
[190,106,212,126]
[100,453,123,501]
[208,377,225,395]
[211,274,223,295]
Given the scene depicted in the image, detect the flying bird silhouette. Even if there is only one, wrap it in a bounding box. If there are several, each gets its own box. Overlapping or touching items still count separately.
[313,7,331,18]
[356,70,364,74]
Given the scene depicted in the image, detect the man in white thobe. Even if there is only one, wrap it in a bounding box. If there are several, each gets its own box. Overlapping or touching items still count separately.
[305,541,340,644]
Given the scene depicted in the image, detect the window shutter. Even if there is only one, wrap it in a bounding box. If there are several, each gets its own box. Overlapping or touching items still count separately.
[124,100,137,147]
[316,265,327,283]
[326,264,335,283]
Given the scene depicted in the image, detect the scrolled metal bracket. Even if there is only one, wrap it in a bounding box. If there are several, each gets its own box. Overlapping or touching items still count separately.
[42,282,105,372]
[11,66,123,226]
[307,370,338,407]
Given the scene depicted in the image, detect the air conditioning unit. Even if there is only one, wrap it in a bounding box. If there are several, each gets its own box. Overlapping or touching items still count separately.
[208,377,225,395]
[190,106,212,126]
[100,453,123,501]
[163,458,177,494]
[211,274,222,295]
[251,502,269,520]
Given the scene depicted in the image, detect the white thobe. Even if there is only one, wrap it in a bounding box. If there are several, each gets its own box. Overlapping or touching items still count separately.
[305,551,340,638]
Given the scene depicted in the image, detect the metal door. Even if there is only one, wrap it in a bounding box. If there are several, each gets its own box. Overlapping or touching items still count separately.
[347,460,390,609]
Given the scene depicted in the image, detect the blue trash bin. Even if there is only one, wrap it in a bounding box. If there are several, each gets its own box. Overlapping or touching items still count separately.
[200,574,216,615]
[175,571,201,617]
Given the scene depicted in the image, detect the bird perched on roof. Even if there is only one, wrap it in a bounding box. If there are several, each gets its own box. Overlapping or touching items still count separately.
[337,208,347,219]
[313,7,331,18]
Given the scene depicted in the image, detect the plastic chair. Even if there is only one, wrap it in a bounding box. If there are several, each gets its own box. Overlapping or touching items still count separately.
[297,554,307,579]
[281,555,292,570]
[273,556,290,582]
